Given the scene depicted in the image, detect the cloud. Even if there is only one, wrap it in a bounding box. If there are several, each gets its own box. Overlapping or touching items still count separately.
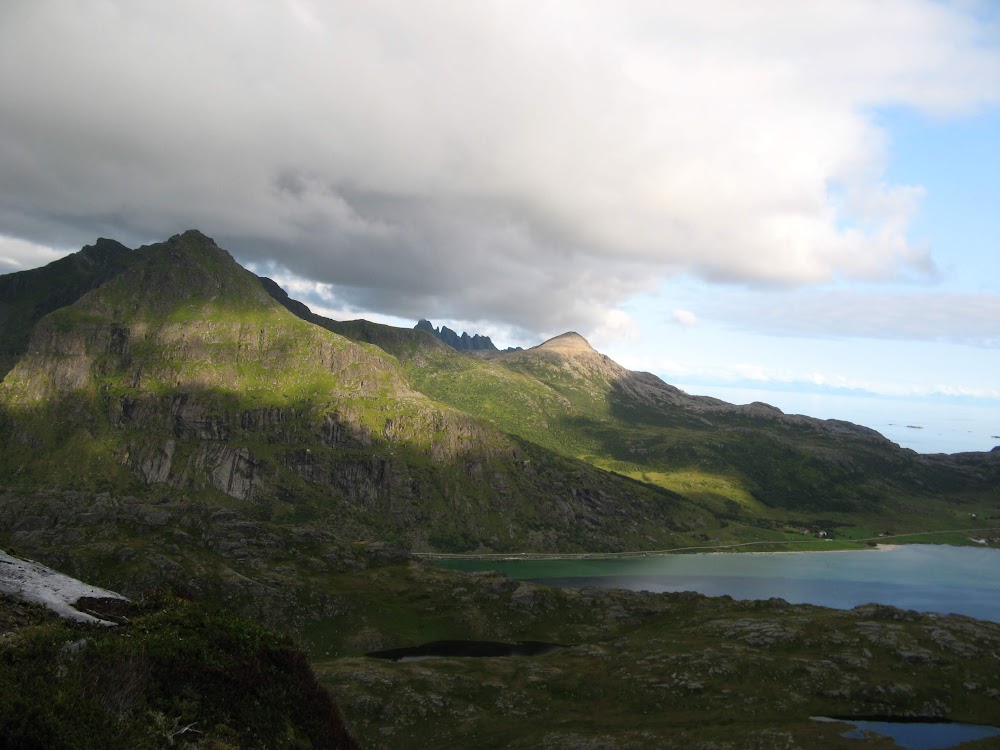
[672,309,699,327]
[0,234,67,271]
[655,358,1000,400]
[1,1,998,331]
[586,309,639,347]
[707,290,1000,347]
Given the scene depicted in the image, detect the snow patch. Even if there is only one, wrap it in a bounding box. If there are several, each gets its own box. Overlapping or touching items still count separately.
[0,549,129,626]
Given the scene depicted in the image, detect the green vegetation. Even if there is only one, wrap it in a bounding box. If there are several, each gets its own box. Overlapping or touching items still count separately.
[306,563,1000,749]
[2,230,999,747]
[0,592,357,749]
[5,229,997,558]
[0,237,133,379]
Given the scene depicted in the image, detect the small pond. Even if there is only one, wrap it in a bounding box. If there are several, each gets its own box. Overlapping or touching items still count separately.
[367,640,568,662]
[812,716,1000,749]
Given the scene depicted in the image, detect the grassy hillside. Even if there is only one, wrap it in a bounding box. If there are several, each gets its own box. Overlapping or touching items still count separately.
[268,293,1000,543]
[0,232,718,554]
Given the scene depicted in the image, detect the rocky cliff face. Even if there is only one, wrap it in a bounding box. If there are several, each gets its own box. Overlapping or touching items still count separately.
[2,234,501,501]
[0,231,707,553]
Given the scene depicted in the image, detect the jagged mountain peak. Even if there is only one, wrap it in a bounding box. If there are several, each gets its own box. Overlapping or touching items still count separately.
[414,319,499,351]
[533,331,596,355]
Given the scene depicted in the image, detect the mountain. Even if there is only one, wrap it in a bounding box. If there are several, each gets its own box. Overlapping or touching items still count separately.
[414,318,521,352]
[0,237,132,379]
[3,230,1000,747]
[0,231,710,554]
[414,318,497,351]
[262,267,999,536]
[488,334,1000,509]
[3,230,998,555]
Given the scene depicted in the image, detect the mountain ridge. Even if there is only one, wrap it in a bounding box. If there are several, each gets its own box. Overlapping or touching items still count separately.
[1,232,714,554]
[415,318,523,352]
[2,231,998,555]
[2,230,999,747]
[0,236,133,379]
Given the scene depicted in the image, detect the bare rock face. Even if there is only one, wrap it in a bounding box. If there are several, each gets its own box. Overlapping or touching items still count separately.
[532,331,597,355]
[414,319,500,351]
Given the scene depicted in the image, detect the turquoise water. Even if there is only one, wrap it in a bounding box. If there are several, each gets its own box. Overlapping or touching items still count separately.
[437,545,1000,622]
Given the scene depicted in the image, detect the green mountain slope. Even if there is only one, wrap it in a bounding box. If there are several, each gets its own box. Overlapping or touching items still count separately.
[490,333,999,514]
[0,237,133,379]
[0,231,709,553]
[265,288,1000,540]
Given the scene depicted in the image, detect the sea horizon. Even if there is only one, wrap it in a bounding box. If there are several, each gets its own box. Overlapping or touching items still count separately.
[675,383,1000,456]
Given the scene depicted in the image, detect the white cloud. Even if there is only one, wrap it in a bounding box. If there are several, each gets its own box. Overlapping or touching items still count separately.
[672,309,699,327]
[0,234,68,271]
[659,359,1000,400]
[706,290,1000,347]
[586,309,639,347]
[0,1,998,330]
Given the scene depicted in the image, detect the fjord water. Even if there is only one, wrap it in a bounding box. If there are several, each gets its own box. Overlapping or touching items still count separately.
[439,545,1000,622]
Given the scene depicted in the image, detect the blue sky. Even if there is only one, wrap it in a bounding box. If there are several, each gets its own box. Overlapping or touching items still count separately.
[376,101,1000,451]
[596,104,999,450]
[0,1,997,452]
[602,104,1000,451]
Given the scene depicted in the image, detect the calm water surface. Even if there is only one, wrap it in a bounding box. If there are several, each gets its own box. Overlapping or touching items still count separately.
[437,545,1000,622]
[812,717,1000,750]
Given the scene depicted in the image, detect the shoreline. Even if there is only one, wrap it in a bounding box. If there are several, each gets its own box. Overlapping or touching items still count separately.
[712,543,898,555]
[418,529,1000,562]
